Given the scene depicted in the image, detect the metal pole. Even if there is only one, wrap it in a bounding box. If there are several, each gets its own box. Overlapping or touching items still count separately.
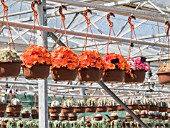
[37,0,48,128]
[98,81,148,128]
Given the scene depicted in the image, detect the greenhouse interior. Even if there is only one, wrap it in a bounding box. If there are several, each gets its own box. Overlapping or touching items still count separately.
[0,0,170,127]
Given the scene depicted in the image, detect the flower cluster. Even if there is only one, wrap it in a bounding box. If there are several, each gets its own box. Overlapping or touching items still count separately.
[104,52,130,72]
[21,45,51,68]
[51,46,78,70]
[127,57,150,71]
[78,50,104,70]
[159,63,170,72]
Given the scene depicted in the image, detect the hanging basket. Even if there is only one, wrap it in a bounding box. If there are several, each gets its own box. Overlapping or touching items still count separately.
[85,106,97,113]
[138,105,150,110]
[0,112,4,117]
[117,105,124,111]
[52,67,78,81]
[149,106,158,111]
[125,70,145,83]
[78,67,102,82]
[32,114,38,119]
[22,113,30,118]
[73,107,85,113]
[157,72,170,84]
[0,62,21,77]
[110,116,118,120]
[22,64,50,79]
[8,105,22,112]
[96,106,107,112]
[159,107,168,112]
[107,106,118,112]
[127,104,138,110]
[61,107,73,114]
[0,104,7,112]
[102,69,125,82]
[49,106,62,113]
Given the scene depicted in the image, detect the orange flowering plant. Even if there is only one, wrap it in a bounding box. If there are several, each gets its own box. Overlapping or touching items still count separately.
[51,46,79,70]
[78,50,104,70]
[104,52,130,72]
[21,45,51,68]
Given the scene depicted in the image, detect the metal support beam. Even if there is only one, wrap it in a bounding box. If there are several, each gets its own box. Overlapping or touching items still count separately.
[51,0,169,23]
[37,0,48,128]
[98,81,148,128]
[0,20,168,48]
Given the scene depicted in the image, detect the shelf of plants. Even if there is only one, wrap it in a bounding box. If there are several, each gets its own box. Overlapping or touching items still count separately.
[0,0,170,128]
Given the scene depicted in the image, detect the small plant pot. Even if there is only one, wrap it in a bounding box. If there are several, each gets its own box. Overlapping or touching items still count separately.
[148,115,155,119]
[60,115,68,121]
[94,116,102,121]
[127,104,138,110]
[138,104,150,110]
[69,116,77,121]
[107,106,118,112]
[8,105,22,112]
[157,72,170,84]
[110,116,118,120]
[52,67,78,81]
[85,106,97,113]
[0,112,4,117]
[140,114,148,118]
[102,69,125,82]
[0,62,21,77]
[126,115,133,119]
[96,106,107,112]
[73,107,85,113]
[78,67,102,82]
[0,104,7,112]
[23,64,50,79]
[32,114,38,119]
[22,113,30,118]
[159,107,168,112]
[49,106,62,113]
[117,105,124,111]
[162,116,168,120]
[149,106,158,111]
[61,107,73,114]
[125,70,146,83]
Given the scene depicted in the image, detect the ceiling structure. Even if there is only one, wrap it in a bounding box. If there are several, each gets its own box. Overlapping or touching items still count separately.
[0,0,170,99]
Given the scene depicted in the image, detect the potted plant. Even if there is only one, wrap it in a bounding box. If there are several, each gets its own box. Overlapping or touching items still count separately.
[157,62,170,84]
[8,98,22,113]
[51,46,78,81]
[148,111,155,119]
[158,100,168,112]
[140,110,148,118]
[149,98,159,111]
[59,113,68,121]
[126,98,138,110]
[21,45,51,79]
[94,114,103,121]
[78,50,104,82]
[49,100,61,113]
[31,107,39,119]
[52,120,60,128]
[107,98,118,111]
[102,52,130,82]
[96,97,107,112]
[21,108,30,118]
[138,97,150,110]
[110,111,118,120]
[0,96,7,117]
[49,112,59,120]
[133,110,140,118]
[85,98,97,113]
[6,119,17,128]
[125,57,150,83]
[73,98,85,113]
[162,112,168,120]
[0,48,21,77]
[16,120,25,128]
[68,112,77,121]
[61,98,74,113]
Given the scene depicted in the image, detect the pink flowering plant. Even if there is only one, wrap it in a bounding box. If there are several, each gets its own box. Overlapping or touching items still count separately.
[127,57,150,71]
